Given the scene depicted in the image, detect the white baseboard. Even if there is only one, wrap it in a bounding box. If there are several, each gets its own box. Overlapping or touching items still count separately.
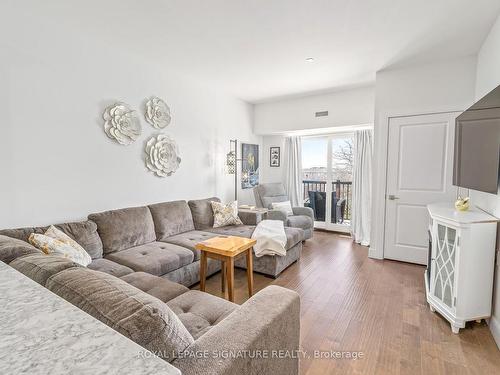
[368,247,383,259]
[489,315,500,350]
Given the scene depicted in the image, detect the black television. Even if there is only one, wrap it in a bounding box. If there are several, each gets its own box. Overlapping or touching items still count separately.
[453,85,500,194]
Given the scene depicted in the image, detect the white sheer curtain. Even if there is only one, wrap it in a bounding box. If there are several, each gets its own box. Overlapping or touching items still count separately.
[284,136,303,207]
[351,129,373,246]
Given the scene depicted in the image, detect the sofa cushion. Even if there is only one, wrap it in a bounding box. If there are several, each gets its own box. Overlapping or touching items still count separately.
[234,241,302,277]
[46,267,194,361]
[88,258,134,277]
[0,221,103,259]
[205,225,255,239]
[256,182,286,197]
[0,235,42,264]
[162,231,219,261]
[10,254,81,286]
[255,183,289,209]
[262,195,288,209]
[162,258,222,287]
[0,227,45,241]
[287,215,314,230]
[54,221,103,259]
[188,197,220,230]
[167,290,237,339]
[89,206,156,254]
[148,200,195,240]
[106,242,194,276]
[120,272,189,303]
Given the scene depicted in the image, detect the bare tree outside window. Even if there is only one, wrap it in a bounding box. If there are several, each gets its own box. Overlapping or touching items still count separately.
[301,136,354,224]
[332,138,353,182]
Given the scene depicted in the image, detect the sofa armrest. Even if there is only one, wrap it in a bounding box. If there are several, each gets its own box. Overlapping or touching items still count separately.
[292,206,314,220]
[0,235,42,264]
[266,209,287,223]
[173,285,300,375]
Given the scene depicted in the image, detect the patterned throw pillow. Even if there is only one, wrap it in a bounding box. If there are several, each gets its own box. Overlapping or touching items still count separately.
[271,201,294,216]
[28,225,92,266]
[211,201,243,228]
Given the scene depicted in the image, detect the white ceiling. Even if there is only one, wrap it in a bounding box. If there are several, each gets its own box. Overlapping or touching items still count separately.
[5,0,500,103]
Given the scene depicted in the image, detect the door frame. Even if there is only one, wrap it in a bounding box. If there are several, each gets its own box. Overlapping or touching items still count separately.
[383,112,458,264]
[370,108,467,261]
[301,132,354,233]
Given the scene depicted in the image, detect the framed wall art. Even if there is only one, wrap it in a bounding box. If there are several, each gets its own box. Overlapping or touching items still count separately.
[270,146,280,167]
[241,143,259,189]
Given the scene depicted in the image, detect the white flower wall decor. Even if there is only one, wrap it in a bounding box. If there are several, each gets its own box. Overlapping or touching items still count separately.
[103,102,142,145]
[145,96,171,129]
[145,134,181,177]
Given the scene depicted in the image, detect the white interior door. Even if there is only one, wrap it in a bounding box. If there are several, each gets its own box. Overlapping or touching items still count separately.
[384,112,458,264]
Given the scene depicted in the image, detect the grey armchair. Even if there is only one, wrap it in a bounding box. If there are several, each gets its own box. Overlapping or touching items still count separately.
[254,183,314,240]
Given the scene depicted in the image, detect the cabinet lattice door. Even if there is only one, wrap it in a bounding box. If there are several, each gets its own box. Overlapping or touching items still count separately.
[427,203,498,334]
[433,224,457,308]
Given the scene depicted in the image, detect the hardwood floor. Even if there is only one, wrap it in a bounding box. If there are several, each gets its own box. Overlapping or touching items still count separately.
[194,231,500,375]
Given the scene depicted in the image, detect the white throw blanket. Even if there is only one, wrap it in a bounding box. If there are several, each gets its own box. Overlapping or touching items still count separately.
[251,220,287,257]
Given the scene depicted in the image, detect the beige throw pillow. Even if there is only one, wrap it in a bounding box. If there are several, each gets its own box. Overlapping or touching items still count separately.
[28,225,92,266]
[272,201,294,216]
[211,201,243,228]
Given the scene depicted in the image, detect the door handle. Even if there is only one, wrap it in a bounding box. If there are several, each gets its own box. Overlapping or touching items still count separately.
[387,195,399,200]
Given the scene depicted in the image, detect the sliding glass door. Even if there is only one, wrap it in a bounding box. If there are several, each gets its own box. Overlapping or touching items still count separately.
[302,133,353,232]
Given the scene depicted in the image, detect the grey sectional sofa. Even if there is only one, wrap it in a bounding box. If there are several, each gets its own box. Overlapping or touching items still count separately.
[90,197,303,282]
[0,198,304,282]
[0,197,302,375]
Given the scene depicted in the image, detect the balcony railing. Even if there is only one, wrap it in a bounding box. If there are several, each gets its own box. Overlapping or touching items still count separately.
[303,180,352,224]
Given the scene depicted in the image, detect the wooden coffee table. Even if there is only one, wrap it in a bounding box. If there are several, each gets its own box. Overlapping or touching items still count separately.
[195,236,256,302]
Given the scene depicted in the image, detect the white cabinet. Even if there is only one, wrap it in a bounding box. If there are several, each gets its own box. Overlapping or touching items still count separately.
[426,203,498,333]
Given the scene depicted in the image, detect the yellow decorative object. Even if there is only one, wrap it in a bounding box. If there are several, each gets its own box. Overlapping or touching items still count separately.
[454,196,470,211]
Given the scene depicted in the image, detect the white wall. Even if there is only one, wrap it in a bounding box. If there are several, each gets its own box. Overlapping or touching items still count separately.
[469,13,500,348]
[261,136,286,184]
[254,86,375,135]
[257,86,375,186]
[370,56,477,258]
[472,14,500,217]
[476,15,500,99]
[0,5,260,228]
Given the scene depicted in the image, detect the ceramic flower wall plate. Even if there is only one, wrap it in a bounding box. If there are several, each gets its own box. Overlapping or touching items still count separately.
[145,134,181,177]
[103,102,142,145]
[145,96,171,129]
